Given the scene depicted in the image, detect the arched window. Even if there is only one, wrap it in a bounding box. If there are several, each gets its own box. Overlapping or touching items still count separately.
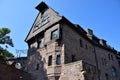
[111,67,117,77]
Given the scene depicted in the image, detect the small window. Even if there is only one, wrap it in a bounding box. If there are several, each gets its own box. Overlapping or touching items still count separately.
[33,16,49,32]
[108,54,114,61]
[105,73,109,80]
[101,58,107,66]
[36,64,39,70]
[104,59,107,65]
[111,55,114,61]
[56,55,61,65]
[42,16,49,25]
[55,76,60,80]
[108,54,111,60]
[118,61,120,67]
[72,55,76,62]
[111,67,117,77]
[37,41,42,48]
[48,55,52,66]
[79,39,83,48]
[34,21,41,31]
[51,29,59,40]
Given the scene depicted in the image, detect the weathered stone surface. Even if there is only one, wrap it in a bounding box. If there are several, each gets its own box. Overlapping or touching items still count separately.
[25,2,120,80]
[0,63,32,80]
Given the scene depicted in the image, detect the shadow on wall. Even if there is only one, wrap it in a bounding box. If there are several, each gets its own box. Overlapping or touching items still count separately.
[0,62,32,80]
[26,46,48,80]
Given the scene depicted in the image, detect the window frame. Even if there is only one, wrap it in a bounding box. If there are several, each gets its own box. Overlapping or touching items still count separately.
[51,29,59,40]
[72,55,76,62]
[56,55,61,65]
[111,67,117,77]
[105,73,109,80]
[48,55,52,66]
[33,16,49,32]
[37,41,42,49]
[79,39,83,48]
[36,64,39,70]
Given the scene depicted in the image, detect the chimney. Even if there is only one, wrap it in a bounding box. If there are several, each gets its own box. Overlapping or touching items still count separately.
[35,2,49,12]
[99,39,107,46]
[86,29,93,35]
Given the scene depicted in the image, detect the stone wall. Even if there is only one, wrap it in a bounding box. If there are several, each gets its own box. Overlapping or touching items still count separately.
[27,41,64,80]
[61,23,96,65]
[95,46,120,80]
[59,60,97,80]
[0,63,32,80]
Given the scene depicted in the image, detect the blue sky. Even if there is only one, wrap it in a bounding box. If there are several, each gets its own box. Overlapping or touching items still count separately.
[0,0,120,57]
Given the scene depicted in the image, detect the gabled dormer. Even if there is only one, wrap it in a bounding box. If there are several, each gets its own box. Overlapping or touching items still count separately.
[25,2,62,42]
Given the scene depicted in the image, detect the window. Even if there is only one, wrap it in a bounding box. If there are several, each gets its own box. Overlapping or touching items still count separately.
[72,55,76,62]
[56,55,61,65]
[37,41,41,48]
[48,55,52,66]
[108,54,114,61]
[55,76,60,80]
[51,29,59,40]
[118,61,120,67]
[102,58,107,66]
[104,59,107,65]
[42,16,49,25]
[34,21,41,31]
[38,40,44,48]
[108,54,111,60]
[111,67,117,77]
[105,73,109,80]
[111,55,114,61]
[79,39,83,48]
[36,64,39,70]
[33,16,49,31]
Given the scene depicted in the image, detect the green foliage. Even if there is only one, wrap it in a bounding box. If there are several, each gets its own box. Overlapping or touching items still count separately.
[0,27,14,61]
[0,28,10,37]
[0,47,14,61]
[0,27,14,47]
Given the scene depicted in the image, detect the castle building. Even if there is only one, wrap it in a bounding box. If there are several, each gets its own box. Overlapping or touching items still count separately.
[25,2,120,80]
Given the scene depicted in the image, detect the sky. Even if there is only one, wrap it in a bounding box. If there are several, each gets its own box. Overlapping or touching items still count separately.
[0,0,120,57]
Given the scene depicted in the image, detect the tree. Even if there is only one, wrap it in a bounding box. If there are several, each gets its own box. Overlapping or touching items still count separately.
[0,46,14,61]
[0,28,14,47]
[0,27,14,61]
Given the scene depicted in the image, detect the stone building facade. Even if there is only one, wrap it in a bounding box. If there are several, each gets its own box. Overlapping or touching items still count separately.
[25,2,120,80]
